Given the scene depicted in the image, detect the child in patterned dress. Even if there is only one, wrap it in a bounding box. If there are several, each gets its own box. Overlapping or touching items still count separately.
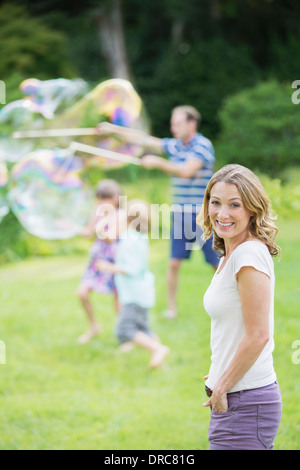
[77,179,126,344]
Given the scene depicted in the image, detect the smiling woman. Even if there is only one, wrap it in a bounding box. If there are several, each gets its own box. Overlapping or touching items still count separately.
[209,182,254,257]
[198,164,280,259]
[196,164,282,450]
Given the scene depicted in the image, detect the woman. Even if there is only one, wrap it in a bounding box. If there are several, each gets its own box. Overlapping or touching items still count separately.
[197,164,282,450]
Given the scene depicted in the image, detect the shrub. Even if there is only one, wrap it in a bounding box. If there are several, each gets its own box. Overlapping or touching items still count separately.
[215,80,300,176]
[139,37,258,139]
[0,3,77,84]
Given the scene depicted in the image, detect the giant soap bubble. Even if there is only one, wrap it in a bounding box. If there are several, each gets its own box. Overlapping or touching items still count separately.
[19,78,88,119]
[0,161,8,187]
[45,78,149,168]
[0,196,9,223]
[8,149,93,239]
[0,161,9,222]
[0,99,42,162]
[88,78,142,126]
[0,78,88,162]
[9,78,149,168]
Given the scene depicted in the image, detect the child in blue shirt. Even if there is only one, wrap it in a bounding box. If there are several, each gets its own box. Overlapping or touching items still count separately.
[97,199,169,369]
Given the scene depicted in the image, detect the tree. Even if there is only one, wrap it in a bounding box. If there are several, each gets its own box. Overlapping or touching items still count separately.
[92,0,132,81]
[215,80,300,176]
[0,3,77,103]
[0,3,77,80]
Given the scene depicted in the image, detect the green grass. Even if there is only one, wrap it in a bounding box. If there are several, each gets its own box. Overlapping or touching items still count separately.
[0,218,299,450]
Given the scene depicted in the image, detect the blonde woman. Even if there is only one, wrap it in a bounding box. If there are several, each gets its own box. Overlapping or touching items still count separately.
[197,164,282,450]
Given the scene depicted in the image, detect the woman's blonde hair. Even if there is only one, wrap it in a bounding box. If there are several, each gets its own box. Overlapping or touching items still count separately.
[196,164,281,258]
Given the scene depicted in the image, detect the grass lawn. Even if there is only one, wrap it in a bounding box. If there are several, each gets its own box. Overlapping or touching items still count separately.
[0,218,299,450]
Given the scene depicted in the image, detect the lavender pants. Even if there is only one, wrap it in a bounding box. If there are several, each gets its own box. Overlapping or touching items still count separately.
[208,382,282,450]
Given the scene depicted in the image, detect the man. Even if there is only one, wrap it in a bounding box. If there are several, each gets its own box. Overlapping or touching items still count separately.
[97,105,219,318]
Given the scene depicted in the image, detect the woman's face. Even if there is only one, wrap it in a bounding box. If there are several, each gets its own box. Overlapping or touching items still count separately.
[209,182,254,248]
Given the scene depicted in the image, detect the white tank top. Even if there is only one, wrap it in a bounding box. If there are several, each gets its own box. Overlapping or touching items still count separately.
[203,240,277,393]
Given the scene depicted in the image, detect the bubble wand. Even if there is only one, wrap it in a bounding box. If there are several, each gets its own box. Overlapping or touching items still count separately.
[13,128,98,139]
[69,141,141,166]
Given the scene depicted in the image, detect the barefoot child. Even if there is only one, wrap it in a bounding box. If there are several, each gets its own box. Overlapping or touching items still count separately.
[77,179,124,344]
[97,199,170,369]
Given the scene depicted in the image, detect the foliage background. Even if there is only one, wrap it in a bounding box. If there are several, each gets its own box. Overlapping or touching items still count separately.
[1,0,300,137]
[0,0,299,263]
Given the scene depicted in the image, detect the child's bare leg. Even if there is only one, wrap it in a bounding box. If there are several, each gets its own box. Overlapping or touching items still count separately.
[118,341,135,353]
[77,284,101,344]
[133,331,169,369]
[113,292,120,314]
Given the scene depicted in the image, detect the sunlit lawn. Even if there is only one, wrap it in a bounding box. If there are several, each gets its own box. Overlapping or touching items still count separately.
[0,218,299,450]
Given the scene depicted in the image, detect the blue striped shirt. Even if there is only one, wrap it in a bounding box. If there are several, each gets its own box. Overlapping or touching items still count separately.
[162,133,215,213]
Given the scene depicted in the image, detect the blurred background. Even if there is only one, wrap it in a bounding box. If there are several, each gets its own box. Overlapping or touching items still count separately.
[0,0,299,450]
[1,0,299,135]
[0,0,300,262]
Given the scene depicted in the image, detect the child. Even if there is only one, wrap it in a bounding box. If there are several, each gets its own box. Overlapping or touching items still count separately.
[77,179,125,344]
[97,199,170,369]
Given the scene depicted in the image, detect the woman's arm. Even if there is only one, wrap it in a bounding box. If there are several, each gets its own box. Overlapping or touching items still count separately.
[203,266,271,412]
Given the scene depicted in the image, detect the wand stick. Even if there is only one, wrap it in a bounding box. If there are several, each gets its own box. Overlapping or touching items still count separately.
[70,141,141,166]
[13,128,97,139]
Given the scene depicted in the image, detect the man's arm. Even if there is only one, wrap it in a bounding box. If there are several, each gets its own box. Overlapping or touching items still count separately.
[141,154,203,179]
[96,122,163,154]
[97,122,203,178]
